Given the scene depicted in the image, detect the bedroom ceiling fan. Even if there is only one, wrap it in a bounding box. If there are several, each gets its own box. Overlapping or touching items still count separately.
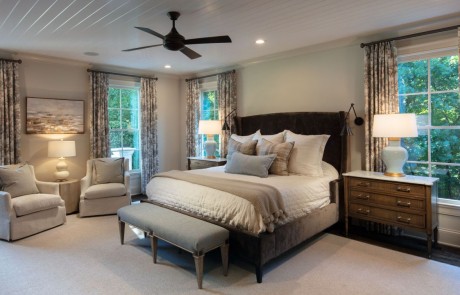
[122,11,232,59]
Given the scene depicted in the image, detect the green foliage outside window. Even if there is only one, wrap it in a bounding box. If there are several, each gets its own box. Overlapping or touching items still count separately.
[108,87,140,170]
[398,54,459,200]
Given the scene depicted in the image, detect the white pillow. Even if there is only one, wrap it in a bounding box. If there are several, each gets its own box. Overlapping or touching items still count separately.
[285,130,330,176]
[230,130,261,143]
[321,161,339,179]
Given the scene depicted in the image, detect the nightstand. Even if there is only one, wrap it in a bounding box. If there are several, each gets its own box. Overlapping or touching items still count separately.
[58,179,80,214]
[343,170,439,255]
[187,157,227,170]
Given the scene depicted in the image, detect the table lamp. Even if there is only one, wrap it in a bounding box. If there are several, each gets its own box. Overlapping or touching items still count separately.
[198,120,221,159]
[48,140,76,181]
[372,113,418,177]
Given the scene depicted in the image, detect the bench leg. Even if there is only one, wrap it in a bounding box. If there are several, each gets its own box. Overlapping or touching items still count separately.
[193,254,204,289]
[220,241,229,276]
[150,235,158,263]
[118,218,125,245]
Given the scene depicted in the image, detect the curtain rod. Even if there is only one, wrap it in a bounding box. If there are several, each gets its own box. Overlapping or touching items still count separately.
[0,58,22,64]
[360,24,459,48]
[86,69,158,80]
[185,69,235,82]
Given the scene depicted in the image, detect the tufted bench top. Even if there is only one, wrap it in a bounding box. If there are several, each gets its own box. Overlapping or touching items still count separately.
[117,203,229,255]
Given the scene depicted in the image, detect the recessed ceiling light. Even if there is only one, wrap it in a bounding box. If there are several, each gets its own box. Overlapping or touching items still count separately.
[84,51,99,56]
[164,64,171,69]
[255,39,265,45]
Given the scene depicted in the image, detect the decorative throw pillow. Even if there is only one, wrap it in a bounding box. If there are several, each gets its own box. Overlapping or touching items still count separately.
[230,130,261,143]
[226,138,258,159]
[0,164,39,198]
[92,158,124,184]
[257,139,294,176]
[285,130,330,177]
[225,152,276,178]
[254,131,287,154]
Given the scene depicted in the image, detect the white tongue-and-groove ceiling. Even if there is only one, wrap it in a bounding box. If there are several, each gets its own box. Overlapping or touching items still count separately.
[1,0,459,75]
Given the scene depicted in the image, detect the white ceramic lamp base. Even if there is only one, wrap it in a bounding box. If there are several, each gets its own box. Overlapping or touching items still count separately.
[204,139,217,159]
[381,139,408,177]
[54,157,70,181]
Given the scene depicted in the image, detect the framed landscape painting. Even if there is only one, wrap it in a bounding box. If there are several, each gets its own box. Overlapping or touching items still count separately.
[26,97,85,134]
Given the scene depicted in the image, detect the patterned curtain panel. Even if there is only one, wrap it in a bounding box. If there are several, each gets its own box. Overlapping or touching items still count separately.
[89,71,110,158]
[0,60,20,165]
[140,77,158,193]
[364,41,399,172]
[185,79,201,157]
[217,71,237,157]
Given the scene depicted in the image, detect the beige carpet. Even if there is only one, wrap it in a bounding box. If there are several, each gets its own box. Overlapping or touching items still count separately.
[1,214,459,295]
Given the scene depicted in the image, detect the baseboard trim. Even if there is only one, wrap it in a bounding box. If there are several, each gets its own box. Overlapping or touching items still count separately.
[438,228,460,249]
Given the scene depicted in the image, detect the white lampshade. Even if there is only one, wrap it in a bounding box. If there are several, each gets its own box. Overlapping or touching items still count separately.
[372,113,418,138]
[48,140,76,158]
[372,113,418,177]
[198,120,222,135]
[48,140,76,181]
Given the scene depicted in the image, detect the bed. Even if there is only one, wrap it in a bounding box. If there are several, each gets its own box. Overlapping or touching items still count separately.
[146,111,348,283]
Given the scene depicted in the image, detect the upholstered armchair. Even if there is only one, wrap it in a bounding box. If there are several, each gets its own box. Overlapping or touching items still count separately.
[0,164,66,241]
[79,157,131,217]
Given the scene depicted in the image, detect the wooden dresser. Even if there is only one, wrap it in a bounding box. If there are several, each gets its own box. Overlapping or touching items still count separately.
[187,157,227,170]
[343,170,439,255]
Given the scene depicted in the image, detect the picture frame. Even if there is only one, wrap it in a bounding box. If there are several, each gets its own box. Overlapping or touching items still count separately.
[26,97,85,134]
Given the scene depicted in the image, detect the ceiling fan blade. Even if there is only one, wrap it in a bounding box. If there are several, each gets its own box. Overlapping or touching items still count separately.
[134,27,164,39]
[184,35,231,45]
[180,46,201,59]
[122,44,162,52]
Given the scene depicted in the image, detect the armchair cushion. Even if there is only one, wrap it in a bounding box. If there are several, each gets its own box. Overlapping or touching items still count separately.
[0,164,39,198]
[92,158,124,185]
[84,183,127,200]
[13,194,64,217]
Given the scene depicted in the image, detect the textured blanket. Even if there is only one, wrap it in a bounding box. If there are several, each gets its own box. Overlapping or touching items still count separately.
[152,170,287,226]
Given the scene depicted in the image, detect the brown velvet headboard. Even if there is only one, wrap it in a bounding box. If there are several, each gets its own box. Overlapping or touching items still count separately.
[234,112,349,175]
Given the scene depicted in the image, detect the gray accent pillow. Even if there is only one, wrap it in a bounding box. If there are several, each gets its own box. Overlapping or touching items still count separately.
[227,138,257,159]
[257,138,294,176]
[0,164,39,198]
[225,152,276,178]
[93,158,124,184]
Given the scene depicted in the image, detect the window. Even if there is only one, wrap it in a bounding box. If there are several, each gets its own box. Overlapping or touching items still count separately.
[398,50,459,201]
[108,86,141,171]
[200,87,220,157]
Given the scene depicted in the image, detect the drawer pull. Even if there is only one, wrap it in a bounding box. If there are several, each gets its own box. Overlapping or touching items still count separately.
[396,186,411,193]
[357,194,370,200]
[397,216,411,224]
[356,182,370,187]
[397,200,411,207]
[356,208,370,215]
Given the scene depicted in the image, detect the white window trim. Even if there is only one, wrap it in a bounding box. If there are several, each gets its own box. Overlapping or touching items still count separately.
[398,47,460,205]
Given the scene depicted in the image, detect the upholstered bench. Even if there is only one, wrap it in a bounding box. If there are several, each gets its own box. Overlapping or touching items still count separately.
[117,203,229,289]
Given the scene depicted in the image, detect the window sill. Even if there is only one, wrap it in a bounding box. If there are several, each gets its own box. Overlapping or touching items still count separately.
[438,198,460,217]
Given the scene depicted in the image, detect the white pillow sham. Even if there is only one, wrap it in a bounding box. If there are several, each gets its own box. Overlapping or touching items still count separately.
[285,130,330,177]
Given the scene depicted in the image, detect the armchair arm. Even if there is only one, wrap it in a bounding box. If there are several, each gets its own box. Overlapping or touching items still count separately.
[80,176,90,197]
[124,171,131,198]
[0,191,13,232]
[36,180,59,195]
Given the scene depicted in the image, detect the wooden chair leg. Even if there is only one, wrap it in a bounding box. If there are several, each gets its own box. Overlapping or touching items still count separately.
[193,254,204,289]
[118,218,125,245]
[150,235,158,263]
[220,241,229,276]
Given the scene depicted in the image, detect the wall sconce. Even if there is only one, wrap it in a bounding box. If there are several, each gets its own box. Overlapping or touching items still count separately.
[222,109,237,131]
[48,140,76,181]
[341,103,364,135]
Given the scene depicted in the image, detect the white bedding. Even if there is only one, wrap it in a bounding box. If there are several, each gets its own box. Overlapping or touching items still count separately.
[146,164,338,234]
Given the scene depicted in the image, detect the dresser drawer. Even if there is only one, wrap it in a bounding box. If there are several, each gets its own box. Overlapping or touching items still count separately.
[349,203,425,229]
[349,190,425,211]
[350,177,426,197]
